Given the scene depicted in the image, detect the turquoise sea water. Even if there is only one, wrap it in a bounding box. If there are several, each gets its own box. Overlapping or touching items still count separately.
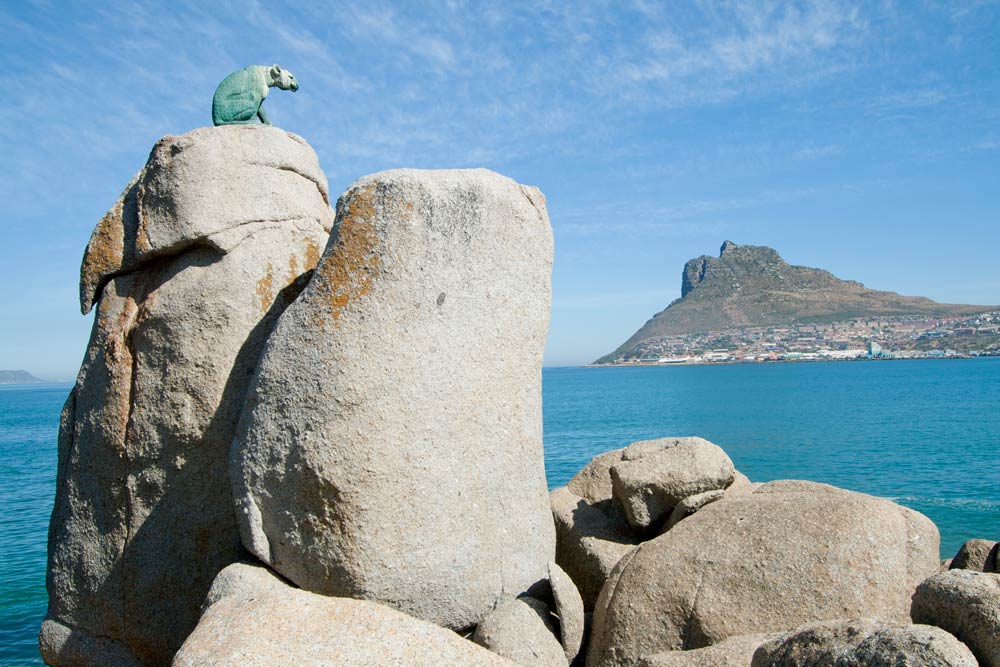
[2,359,998,665]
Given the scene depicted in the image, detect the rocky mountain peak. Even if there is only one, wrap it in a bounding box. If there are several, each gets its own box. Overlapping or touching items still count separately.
[598,241,994,363]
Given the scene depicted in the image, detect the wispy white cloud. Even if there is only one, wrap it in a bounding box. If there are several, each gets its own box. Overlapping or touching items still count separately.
[556,187,826,238]
[967,139,1000,151]
[794,143,843,159]
[590,0,869,108]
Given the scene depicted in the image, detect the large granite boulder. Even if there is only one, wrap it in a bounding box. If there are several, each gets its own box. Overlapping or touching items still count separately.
[587,480,940,667]
[950,539,999,573]
[231,169,555,630]
[172,562,517,667]
[472,596,568,667]
[750,619,978,666]
[610,437,734,532]
[42,125,332,667]
[911,569,1000,667]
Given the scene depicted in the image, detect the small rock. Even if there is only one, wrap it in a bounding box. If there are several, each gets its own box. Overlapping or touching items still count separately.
[661,489,726,533]
[725,471,755,498]
[639,633,778,667]
[39,618,141,667]
[549,562,585,663]
[473,596,568,667]
[199,561,292,611]
[950,539,999,573]
[567,449,628,503]
[609,437,735,532]
[750,619,978,667]
[911,569,1000,667]
[551,487,640,610]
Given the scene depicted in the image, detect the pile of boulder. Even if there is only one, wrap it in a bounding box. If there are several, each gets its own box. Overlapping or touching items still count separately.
[41,125,998,667]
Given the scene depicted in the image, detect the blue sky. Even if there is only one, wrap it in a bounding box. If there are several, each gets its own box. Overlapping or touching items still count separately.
[1,1,998,377]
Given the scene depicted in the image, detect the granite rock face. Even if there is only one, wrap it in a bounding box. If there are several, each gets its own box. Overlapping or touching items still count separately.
[231,168,555,630]
[472,597,567,667]
[750,619,978,667]
[587,480,940,667]
[42,125,332,667]
[911,569,1000,667]
[173,563,517,667]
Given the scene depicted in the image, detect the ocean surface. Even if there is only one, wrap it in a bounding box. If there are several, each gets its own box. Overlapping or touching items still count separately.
[2,358,999,665]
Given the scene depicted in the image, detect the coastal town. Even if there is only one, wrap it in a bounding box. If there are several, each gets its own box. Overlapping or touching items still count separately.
[604,310,1000,365]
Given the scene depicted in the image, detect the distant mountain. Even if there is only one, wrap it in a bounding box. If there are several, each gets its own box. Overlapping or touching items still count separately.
[0,370,45,384]
[597,241,994,363]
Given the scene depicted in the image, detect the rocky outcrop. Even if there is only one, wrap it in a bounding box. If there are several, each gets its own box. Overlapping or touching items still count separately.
[750,619,978,666]
[551,438,749,610]
[173,562,517,667]
[42,125,332,667]
[587,480,940,667]
[950,539,999,572]
[911,569,1000,667]
[472,597,567,667]
[230,169,555,630]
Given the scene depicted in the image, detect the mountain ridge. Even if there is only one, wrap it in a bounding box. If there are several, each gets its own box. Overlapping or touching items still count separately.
[597,241,994,363]
[0,370,46,384]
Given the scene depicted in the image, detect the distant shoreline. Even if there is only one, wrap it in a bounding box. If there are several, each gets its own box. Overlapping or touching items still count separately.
[585,354,999,369]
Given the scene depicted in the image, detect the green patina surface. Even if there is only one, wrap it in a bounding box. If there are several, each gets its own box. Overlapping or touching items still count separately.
[212,64,299,126]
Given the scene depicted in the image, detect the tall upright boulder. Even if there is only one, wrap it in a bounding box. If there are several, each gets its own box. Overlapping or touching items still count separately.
[230,169,555,630]
[41,125,333,667]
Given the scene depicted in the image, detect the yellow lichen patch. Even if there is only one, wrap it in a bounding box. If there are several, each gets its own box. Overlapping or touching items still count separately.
[312,184,382,328]
[81,196,127,314]
[136,204,152,254]
[256,263,275,314]
[304,237,322,272]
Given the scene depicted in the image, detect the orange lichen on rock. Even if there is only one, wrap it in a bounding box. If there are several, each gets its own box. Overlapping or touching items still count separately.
[312,185,382,327]
[80,191,129,314]
[256,264,275,315]
[304,237,322,272]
